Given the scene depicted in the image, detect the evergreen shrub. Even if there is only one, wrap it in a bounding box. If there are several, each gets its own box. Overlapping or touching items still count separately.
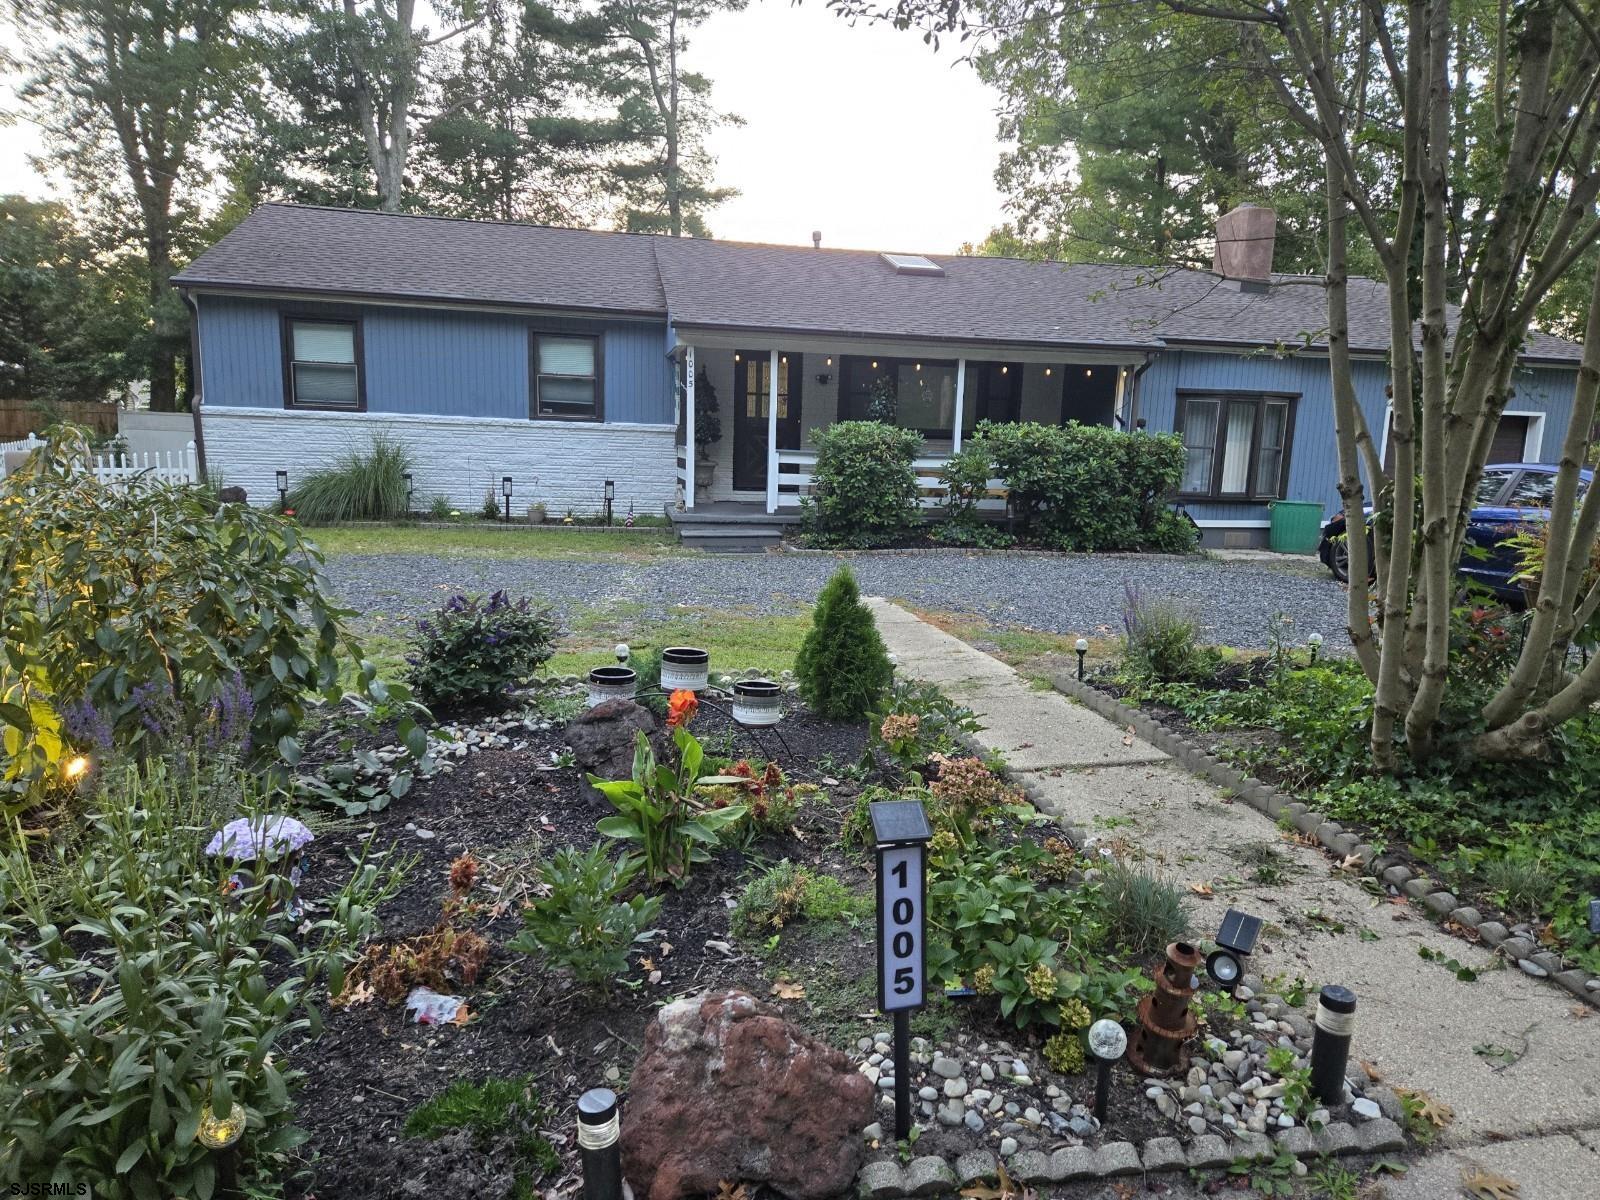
[794,566,894,720]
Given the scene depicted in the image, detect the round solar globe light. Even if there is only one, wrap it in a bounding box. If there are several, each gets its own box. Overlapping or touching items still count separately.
[1087,1018,1127,1062]
[614,643,630,664]
[1075,638,1090,653]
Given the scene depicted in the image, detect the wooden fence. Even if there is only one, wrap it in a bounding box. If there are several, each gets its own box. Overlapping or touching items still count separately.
[0,400,120,441]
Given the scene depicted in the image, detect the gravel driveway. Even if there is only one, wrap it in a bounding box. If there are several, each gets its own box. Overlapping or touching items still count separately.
[324,549,1348,649]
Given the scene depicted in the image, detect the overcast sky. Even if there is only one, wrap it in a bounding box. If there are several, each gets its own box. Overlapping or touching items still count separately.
[0,1,1009,253]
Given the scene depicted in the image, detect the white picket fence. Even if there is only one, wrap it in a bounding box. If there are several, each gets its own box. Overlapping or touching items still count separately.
[0,433,199,485]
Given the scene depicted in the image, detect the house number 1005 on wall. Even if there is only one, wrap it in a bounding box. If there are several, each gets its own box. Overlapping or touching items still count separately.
[877,845,925,1011]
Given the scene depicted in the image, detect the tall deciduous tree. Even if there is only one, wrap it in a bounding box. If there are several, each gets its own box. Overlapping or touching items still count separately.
[7,0,261,410]
[267,0,483,211]
[831,0,1600,770]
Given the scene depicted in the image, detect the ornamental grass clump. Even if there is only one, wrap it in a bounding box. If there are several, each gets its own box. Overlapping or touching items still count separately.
[284,430,415,523]
[795,566,894,721]
[405,590,559,711]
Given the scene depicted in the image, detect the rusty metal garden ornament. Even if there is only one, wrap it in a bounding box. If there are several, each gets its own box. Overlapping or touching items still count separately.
[1127,941,1203,1076]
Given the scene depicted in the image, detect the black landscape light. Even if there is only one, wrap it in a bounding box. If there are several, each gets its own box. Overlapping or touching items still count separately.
[502,476,513,523]
[403,471,414,513]
[1075,637,1089,681]
[1205,907,1262,992]
[577,1087,622,1200]
[1589,898,1600,935]
[275,469,289,510]
[1087,1018,1127,1123]
[604,479,615,526]
[1308,632,1324,664]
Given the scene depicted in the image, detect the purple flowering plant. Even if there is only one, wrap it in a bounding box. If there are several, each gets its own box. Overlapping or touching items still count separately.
[405,590,559,711]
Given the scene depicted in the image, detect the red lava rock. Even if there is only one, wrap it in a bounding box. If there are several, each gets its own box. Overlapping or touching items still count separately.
[620,990,872,1200]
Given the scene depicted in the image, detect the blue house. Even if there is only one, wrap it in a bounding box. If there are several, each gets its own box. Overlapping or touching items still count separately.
[173,203,1585,547]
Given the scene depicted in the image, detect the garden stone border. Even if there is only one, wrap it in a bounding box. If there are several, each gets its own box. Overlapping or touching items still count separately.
[855,1117,1408,1196]
[1046,670,1600,1010]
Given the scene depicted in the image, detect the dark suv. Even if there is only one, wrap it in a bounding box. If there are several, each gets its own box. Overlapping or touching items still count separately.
[1317,463,1593,602]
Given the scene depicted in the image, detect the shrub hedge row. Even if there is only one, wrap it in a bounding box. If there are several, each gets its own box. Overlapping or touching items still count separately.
[801,419,1194,552]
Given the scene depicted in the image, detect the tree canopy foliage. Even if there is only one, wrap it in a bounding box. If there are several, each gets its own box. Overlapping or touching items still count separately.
[836,0,1600,771]
[0,0,744,406]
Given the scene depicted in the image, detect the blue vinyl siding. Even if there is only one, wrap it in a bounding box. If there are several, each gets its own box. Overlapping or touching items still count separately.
[196,294,674,424]
[1138,348,1581,528]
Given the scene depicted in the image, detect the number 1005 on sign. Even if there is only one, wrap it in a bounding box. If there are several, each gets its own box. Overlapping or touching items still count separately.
[877,845,925,1011]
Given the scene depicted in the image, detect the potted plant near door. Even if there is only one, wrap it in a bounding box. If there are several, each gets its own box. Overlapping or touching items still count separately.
[693,367,723,498]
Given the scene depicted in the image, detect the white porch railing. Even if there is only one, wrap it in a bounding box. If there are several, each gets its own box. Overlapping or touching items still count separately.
[0,433,198,485]
[773,449,1008,512]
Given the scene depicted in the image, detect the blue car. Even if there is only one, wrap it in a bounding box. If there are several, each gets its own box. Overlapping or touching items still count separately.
[1317,463,1594,603]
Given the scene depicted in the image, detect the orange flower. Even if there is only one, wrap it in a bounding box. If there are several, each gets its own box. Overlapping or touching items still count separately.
[666,689,699,728]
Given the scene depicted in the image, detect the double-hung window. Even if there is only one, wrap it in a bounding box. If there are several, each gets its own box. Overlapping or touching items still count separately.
[284,318,361,410]
[533,333,601,420]
[1177,394,1294,499]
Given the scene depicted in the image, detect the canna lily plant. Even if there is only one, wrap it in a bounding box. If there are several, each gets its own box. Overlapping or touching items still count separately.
[592,719,747,887]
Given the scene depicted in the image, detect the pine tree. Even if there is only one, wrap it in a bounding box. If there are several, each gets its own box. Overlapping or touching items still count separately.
[795,566,893,722]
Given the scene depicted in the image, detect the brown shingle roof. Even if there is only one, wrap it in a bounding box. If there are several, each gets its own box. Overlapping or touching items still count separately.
[174,204,1585,363]
[173,203,667,316]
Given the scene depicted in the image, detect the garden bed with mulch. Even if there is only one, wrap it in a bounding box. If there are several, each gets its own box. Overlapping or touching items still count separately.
[282,684,1403,1200]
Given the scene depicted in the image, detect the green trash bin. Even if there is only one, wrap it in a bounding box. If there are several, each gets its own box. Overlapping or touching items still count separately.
[1269,500,1324,554]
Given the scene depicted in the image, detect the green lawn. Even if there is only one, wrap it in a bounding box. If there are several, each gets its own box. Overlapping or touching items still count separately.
[345,603,813,690]
[306,523,685,560]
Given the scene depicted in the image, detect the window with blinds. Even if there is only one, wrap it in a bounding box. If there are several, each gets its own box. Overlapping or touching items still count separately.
[285,319,360,409]
[533,334,600,420]
[1176,394,1294,499]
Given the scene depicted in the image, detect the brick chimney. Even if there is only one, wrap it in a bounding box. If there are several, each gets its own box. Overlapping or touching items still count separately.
[1212,203,1276,288]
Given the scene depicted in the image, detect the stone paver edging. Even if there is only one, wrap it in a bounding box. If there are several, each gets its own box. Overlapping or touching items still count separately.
[1048,670,1600,1010]
[855,1117,1407,1196]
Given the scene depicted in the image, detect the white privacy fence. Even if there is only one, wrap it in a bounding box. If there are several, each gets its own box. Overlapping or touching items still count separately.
[0,434,199,485]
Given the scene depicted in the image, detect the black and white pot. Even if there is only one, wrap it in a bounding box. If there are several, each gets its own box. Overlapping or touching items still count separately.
[661,646,711,692]
[731,679,783,727]
[587,666,638,708]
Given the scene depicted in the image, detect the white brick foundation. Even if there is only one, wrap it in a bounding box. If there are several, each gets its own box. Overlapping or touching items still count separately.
[201,406,678,517]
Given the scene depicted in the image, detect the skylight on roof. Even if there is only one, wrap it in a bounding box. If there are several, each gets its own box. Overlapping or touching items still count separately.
[880,253,945,277]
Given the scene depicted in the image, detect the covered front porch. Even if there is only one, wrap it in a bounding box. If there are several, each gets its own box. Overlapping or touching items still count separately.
[672,334,1143,514]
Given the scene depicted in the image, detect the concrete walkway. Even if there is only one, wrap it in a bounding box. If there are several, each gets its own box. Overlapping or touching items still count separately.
[868,598,1600,1199]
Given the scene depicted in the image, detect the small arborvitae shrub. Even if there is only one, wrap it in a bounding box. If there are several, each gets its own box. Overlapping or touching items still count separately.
[795,565,894,720]
[406,590,559,711]
[1043,1031,1086,1074]
[801,421,923,548]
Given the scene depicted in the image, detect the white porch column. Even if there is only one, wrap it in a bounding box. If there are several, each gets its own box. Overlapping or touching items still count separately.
[952,357,967,452]
[683,345,696,509]
[766,349,780,513]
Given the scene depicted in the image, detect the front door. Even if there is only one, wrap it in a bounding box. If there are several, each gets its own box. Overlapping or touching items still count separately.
[733,351,803,492]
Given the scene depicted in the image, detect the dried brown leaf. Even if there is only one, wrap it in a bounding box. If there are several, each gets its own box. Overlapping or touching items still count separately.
[1461,1167,1519,1199]
[770,979,806,1000]
[1570,1005,1592,1021]
[1359,1059,1383,1082]
[714,1182,749,1200]
[1337,853,1363,871]
[1188,882,1215,898]
[1397,1086,1454,1128]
